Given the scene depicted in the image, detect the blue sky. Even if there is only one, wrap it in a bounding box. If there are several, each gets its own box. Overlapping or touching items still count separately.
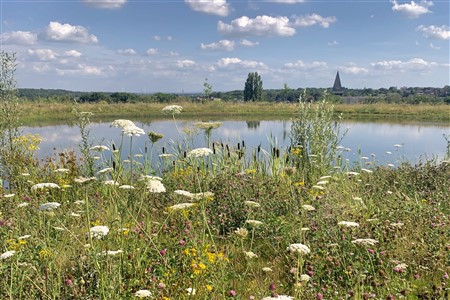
[1,0,449,93]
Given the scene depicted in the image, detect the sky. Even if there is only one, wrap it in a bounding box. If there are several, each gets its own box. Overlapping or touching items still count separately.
[1,0,449,93]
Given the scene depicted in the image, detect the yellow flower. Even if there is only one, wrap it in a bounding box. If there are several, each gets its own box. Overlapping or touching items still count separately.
[39,249,53,259]
[206,284,213,292]
[91,219,102,226]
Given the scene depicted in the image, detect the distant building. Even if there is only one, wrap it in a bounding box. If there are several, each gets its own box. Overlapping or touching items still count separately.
[332,71,344,96]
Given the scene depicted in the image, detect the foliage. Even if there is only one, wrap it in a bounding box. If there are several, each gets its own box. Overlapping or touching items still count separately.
[244,72,264,102]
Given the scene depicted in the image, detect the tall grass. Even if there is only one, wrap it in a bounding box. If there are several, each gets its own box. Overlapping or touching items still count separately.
[0,103,449,299]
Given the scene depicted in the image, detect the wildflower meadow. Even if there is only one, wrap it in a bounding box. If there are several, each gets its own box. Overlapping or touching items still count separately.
[0,98,449,299]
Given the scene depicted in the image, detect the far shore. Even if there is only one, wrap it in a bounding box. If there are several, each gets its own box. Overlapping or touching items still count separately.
[19,101,450,126]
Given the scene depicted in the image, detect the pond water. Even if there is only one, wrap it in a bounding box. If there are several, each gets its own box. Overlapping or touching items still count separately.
[23,119,449,167]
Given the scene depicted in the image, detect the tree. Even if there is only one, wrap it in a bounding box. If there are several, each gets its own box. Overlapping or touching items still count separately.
[203,78,212,99]
[244,72,263,101]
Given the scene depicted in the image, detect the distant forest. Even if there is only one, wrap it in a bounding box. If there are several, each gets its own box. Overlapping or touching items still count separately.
[17,86,450,104]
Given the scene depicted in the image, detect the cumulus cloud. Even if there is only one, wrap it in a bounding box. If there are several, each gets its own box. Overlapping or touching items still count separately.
[390,0,433,18]
[201,40,235,51]
[371,58,437,70]
[64,50,82,57]
[429,43,440,50]
[146,48,159,55]
[1,31,37,45]
[340,64,369,74]
[45,21,98,43]
[216,57,268,69]
[416,25,450,40]
[218,15,295,37]
[176,60,196,68]
[185,0,230,16]
[284,60,328,70]
[267,0,305,2]
[56,64,107,76]
[117,48,137,55]
[328,40,338,46]
[291,14,337,28]
[27,49,58,61]
[240,39,259,47]
[83,0,127,9]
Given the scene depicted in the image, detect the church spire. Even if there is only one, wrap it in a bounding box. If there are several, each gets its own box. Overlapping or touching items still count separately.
[332,71,343,95]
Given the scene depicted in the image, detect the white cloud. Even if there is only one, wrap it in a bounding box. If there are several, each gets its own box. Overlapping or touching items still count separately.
[83,0,127,9]
[45,21,98,43]
[284,60,328,70]
[154,35,161,41]
[416,25,450,40]
[340,64,369,74]
[201,40,235,51]
[429,43,441,50]
[117,48,136,55]
[27,49,58,61]
[291,14,337,28]
[240,39,259,47]
[218,15,295,37]
[390,0,433,18]
[64,50,82,57]
[268,0,305,2]
[176,60,196,68]
[169,51,179,56]
[1,31,37,45]
[371,58,437,70]
[146,48,159,55]
[217,57,268,69]
[185,0,230,16]
[328,40,338,46]
[167,36,173,41]
[56,64,106,76]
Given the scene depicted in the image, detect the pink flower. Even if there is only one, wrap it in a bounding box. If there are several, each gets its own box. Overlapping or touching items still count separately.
[229,290,236,297]
[65,278,73,286]
[159,249,166,256]
[317,292,323,300]
[368,249,375,254]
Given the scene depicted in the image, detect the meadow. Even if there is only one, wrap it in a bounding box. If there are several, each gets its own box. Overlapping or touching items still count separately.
[0,101,449,300]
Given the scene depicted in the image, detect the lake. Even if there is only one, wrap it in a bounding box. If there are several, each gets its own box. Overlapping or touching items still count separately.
[23,119,449,167]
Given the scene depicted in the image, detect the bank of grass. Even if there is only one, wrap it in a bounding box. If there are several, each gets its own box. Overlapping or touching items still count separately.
[19,101,450,125]
[0,107,449,299]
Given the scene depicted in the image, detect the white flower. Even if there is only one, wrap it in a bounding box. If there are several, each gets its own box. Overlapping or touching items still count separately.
[18,235,31,240]
[162,105,183,115]
[351,238,378,246]
[54,168,70,173]
[195,121,222,130]
[122,125,145,137]
[139,175,163,181]
[261,295,294,300]
[300,274,311,282]
[90,145,110,151]
[31,183,60,191]
[394,263,408,272]
[287,243,310,255]
[134,289,152,298]
[3,194,15,198]
[119,185,135,190]
[146,179,166,193]
[186,287,196,296]
[244,200,261,208]
[97,167,113,175]
[244,251,258,259]
[301,227,310,231]
[102,250,124,256]
[174,190,194,198]
[361,168,373,173]
[346,171,360,176]
[262,267,273,272]
[17,202,29,207]
[90,226,109,239]
[159,153,173,158]
[187,147,213,158]
[70,212,81,217]
[234,227,249,237]
[168,203,195,211]
[302,204,315,211]
[74,176,96,184]
[316,180,328,185]
[111,119,135,129]
[38,202,61,211]
[0,250,16,260]
[311,185,324,190]
[245,220,263,227]
[103,180,120,186]
[338,221,360,228]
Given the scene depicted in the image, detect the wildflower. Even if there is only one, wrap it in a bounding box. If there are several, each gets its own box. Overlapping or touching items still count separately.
[244,251,258,259]
[17,202,29,208]
[168,203,195,211]
[122,125,145,137]
[101,250,124,256]
[229,290,236,297]
[103,180,119,186]
[119,185,135,190]
[194,121,222,130]
[3,194,15,198]
[244,200,261,208]
[0,250,16,260]
[70,212,81,217]
[338,221,360,228]
[387,164,395,167]
[393,263,408,273]
[311,185,324,190]
[134,289,152,298]
[287,243,310,255]
[351,238,378,246]
[390,222,404,228]
[162,105,183,115]
[302,204,315,211]
[262,267,273,272]
[74,176,96,184]
[186,287,196,296]
[346,172,360,176]
[187,147,213,158]
[90,145,110,151]
[90,226,109,239]
[18,235,31,240]
[300,274,311,282]
[31,183,60,191]
[206,284,213,292]
[261,296,293,300]
[361,168,373,173]
[111,119,135,128]
[140,175,163,181]
[316,180,328,185]
[174,190,194,198]
[245,220,263,227]
[234,227,249,238]
[301,227,310,231]
[148,131,164,143]
[38,202,61,211]
[97,167,113,175]
[146,179,166,193]
[159,153,173,158]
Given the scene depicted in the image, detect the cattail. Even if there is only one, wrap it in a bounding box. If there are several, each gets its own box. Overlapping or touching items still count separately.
[183,151,187,158]
[242,140,245,148]
[162,147,165,154]
[276,148,280,158]
[237,143,240,150]
[258,144,261,153]
[112,143,116,151]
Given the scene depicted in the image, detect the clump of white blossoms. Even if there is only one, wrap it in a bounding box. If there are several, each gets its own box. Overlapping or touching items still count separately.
[351,238,378,246]
[101,250,124,256]
[245,220,263,227]
[287,243,310,255]
[89,145,110,151]
[146,179,166,193]
[174,190,214,201]
[338,221,360,228]
[261,295,294,300]
[103,180,119,186]
[168,203,196,211]
[119,185,135,190]
[111,119,135,129]
[302,204,315,211]
[244,200,261,208]
[38,202,61,211]
[97,167,113,175]
[244,251,258,259]
[74,176,97,184]
[187,147,213,158]
[300,274,311,282]
[162,105,183,115]
[234,227,249,238]
[134,289,152,298]
[186,288,196,296]
[31,183,60,191]
[121,124,145,137]
[194,121,222,130]
[90,226,109,239]
[0,250,16,260]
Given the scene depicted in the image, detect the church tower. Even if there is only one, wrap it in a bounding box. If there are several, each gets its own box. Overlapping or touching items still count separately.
[332,71,343,95]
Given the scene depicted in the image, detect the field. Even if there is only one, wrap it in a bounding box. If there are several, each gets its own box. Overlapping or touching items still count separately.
[0,102,449,299]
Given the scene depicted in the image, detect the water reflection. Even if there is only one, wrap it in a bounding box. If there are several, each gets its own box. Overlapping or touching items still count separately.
[23,120,449,165]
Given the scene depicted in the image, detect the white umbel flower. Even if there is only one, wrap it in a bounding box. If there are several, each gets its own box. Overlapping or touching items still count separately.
[162,105,183,115]
[168,203,196,211]
[90,145,110,151]
[31,183,60,191]
[38,202,61,211]
[338,221,360,227]
[90,226,109,239]
[134,289,152,298]
[351,238,378,246]
[146,179,166,193]
[122,125,145,137]
[111,119,135,129]
[287,243,310,255]
[187,148,213,158]
[0,250,16,260]
[302,204,315,211]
